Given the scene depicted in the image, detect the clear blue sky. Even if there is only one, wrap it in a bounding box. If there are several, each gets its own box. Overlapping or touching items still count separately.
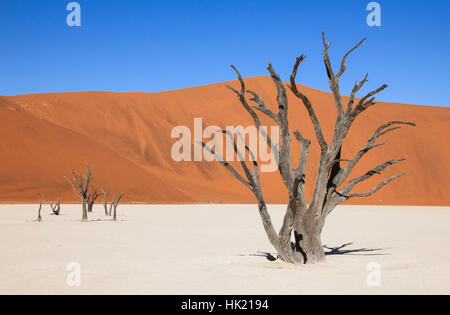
[0,0,449,107]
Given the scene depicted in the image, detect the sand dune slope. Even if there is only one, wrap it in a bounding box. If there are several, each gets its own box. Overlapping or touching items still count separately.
[1,76,449,205]
[0,104,193,203]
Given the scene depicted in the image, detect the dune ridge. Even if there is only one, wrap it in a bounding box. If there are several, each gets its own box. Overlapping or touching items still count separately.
[1,76,449,205]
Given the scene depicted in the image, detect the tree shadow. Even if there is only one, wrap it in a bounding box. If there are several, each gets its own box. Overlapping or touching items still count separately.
[324,242,390,256]
[238,251,277,262]
[240,242,390,262]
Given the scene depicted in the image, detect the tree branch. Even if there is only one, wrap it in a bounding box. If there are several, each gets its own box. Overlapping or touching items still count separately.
[247,90,280,124]
[226,65,281,173]
[221,129,258,188]
[293,130,311,178]
[346,174,406,198]
[87,186,101,203]
[266,62,294,188]
[333,121,415,188]
[115,192,124,205]
[199,141,253,190]
[267,62,289,115]
[321,32,334,81]
[293,130,310,210]
[226,65,262,128]
[351,84,389,119]
[336,38,367,79]
[322,32,348,120]
[288,55,328,151]
[339,159,406,195]
[347,73,369,114]
[65,176,81,199]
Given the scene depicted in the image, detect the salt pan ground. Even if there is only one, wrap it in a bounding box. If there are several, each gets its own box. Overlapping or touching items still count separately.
[0,204,449,295]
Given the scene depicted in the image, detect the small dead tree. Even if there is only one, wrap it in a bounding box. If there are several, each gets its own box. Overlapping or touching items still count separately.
[101,187,110,216]
[109,192,124,221]
[40,193,61,216]
[35,201,43,222]
[202,33,415,264]
[65,161,93,222]
[86,187,101,213]
[50,198,61,215]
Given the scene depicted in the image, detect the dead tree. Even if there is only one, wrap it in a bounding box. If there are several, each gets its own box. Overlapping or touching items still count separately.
[35,202,43,222]
[65,162,93,221]
[101,187,110,216]
[48,198,61,216]
[109,193,124,221]
[202,33,415,264]
[40,193,61,215]
[86,187,101,213]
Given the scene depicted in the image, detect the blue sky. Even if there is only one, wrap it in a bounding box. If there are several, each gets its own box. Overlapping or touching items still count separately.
[0,0,449,107]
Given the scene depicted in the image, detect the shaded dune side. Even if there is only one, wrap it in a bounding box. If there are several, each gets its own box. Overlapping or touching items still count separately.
[2,76,450,205]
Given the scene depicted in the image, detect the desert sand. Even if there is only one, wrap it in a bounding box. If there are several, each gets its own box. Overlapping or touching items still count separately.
[0,204,449,295]
[1,76,450,205]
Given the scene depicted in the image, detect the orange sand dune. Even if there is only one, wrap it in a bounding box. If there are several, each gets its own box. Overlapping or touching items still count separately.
[0,102,193,203]
[1,76,449,205]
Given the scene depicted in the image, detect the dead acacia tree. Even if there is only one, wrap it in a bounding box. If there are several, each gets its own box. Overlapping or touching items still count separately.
[65,162,93,222]
[101,187,110,216]
[109,192,124,221]
[40,193,61,216]
[86,187,101,213]
[202,33,415,264]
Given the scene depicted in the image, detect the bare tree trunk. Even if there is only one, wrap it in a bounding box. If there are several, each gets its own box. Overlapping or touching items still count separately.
[86,187,100,213]
[257,201,285,260]
[108,202,113,216]
[294,230,325,264]
[35,202,43,222]
[277,202,304,264]
[101,188,110,216]
[112,204,117,221]
[110,193,124,221]
[52,198,61,215]
[82,198,88,221]
[293,212,326,264]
